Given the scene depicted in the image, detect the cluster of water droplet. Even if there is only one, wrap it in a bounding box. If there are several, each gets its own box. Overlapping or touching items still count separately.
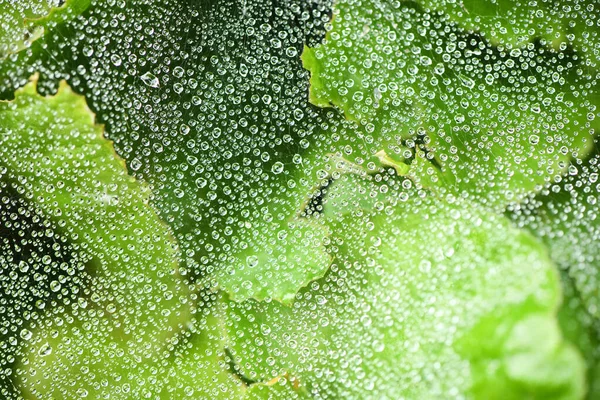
[0,0,599,398]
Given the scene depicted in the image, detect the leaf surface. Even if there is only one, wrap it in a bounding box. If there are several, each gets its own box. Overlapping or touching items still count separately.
[0,77,192,398]
[302,0,598,210]
[226,170,585,398]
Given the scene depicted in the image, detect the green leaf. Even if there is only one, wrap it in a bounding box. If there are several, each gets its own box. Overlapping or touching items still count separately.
[225,296,318,384]
[158,300,246,399]
[215,217,332,305]
[0,0,338,315]
[211,155,365,304]
[1,1,596,398]
[418,0,559,48]
[508,151,600,398]
[418,0,600,68]
[0,0,52,59]
[558,271,600,399]
[0,77,192,397]
[16,299,243,399]
[510,153,600,322]
[226,171,585,398]
[302,0,598,211]
[0,0,90,59]
[0,0,93,99]
[0,193,89,399]
[3,0,339,304]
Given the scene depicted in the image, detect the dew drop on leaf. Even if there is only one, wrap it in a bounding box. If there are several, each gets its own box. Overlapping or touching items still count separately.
[0,0,599,398]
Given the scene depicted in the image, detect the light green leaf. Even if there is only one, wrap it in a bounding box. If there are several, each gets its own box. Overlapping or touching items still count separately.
[215,217,332,305]
[0,0,52,59]
[0,0,90,59]
[418,0,600,68]
[16,300,243,399]
[225,296,316,384]
[302,0,597,211]
[0,0,338,305]
[510,153,600,322]
[211,155,362,304]
[557,271,600,399]
[509,151,600,397]
[0,193,89,400]
[226,171,585,398]
[158,301,246,400]
[420,0,561,48]
[0,76,192,397]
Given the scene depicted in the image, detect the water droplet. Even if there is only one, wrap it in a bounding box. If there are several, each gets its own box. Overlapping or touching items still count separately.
[20,329,32,341]
[247,255,259,268]
[140,72,159,88]
[38,343,52,357]
[271,161,284,174]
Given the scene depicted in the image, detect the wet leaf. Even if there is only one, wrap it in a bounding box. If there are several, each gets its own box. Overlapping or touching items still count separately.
[557,271,600,399]
[419,0,600,68]
[510,152,600,322]
[303,0,598,210]
[244,375,309,400]
[226,172,585,398]
[215,217,332,305]
[0,0,90,60]
[0,0,598,398]
[0,77,191,397]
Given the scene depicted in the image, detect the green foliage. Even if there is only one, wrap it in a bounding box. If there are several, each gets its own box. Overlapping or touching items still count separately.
[0,0,90,59]
[227,168,585,398]
[0,77,191,398]
[419,0,600,67]
[302,0,598,211]
[0,0,599,399]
